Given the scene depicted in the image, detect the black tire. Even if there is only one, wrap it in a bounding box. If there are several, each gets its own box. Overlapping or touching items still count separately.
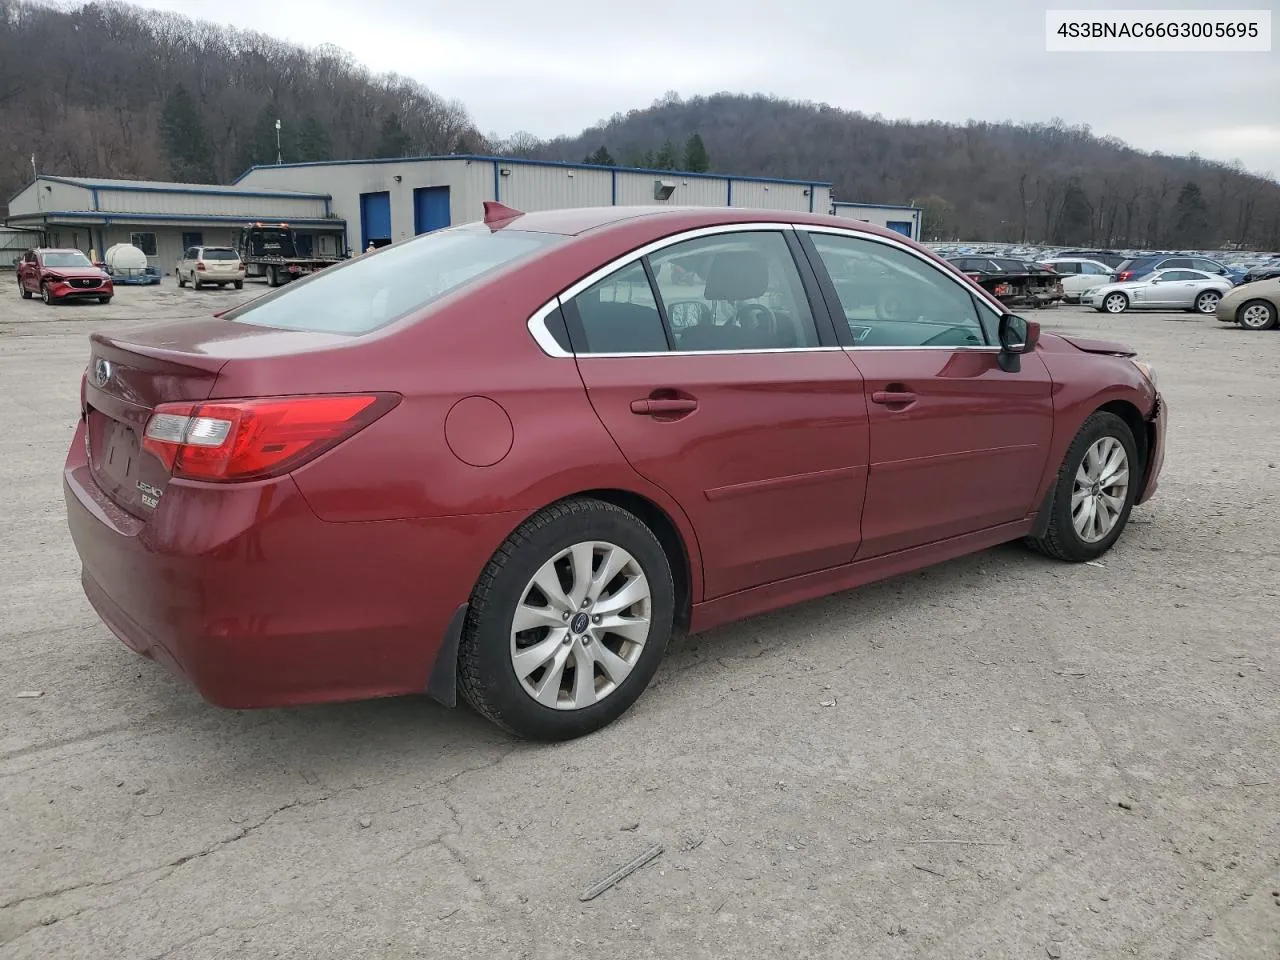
[193,277,203,290]
[267,266,280,287]
[98,296,111,305]
[1025,411,1140,562]
[20,285,31,299]
[234,280,244,290]
[1236,299,1278,331]
[458,497,675,741]
[177,271,187,288]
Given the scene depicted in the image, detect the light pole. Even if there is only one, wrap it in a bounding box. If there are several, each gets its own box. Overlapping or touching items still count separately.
[275,119,282,165]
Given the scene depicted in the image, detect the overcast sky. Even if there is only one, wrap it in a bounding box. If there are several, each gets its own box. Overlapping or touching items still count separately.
[128,0,1280,178]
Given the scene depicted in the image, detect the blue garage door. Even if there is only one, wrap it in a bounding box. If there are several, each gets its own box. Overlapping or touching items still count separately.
[886,220,914,238]
[360,191,392,250]
[413,186,451,235]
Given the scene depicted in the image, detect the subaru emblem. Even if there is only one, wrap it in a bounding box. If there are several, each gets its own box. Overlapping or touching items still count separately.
[93,357,112,388]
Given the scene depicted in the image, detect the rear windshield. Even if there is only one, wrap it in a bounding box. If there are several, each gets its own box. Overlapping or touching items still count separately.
[226,226,564,334]
[203,249,239,260]
[41,251,92,268]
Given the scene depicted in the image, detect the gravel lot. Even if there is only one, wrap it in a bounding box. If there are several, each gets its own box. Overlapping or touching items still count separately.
[2,274,1278,960]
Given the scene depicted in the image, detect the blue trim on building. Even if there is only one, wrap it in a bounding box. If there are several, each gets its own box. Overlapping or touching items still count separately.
[6,175,331,207]
[234,153,832,189]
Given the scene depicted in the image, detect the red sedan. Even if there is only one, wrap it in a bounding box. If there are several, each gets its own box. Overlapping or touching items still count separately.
[63,203,1167,741]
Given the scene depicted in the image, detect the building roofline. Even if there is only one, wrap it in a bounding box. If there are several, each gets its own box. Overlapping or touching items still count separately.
[6,211,346,227]
[234,153,834,189]
[832,200,922,213]
[7,175,331,206]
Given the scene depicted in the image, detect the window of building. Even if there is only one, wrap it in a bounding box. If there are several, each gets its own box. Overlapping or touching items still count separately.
[130,232,158,257]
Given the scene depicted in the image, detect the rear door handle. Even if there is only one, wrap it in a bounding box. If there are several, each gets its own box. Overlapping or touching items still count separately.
[630,398,698,415]
[871,390,917,405]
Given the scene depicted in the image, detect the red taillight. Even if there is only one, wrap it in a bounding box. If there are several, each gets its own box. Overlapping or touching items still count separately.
[141,393,399,481]
[1116,271,1132,282]
[195,261,206,271]
[994,282,1011,296]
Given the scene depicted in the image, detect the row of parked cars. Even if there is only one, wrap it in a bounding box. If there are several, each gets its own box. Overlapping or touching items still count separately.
[945,248,1280,331]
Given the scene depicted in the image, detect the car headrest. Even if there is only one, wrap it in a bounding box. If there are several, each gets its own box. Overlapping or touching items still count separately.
[703,250,769,301]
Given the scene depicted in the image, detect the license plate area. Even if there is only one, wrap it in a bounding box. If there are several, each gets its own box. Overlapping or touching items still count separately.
[88,411,145,510]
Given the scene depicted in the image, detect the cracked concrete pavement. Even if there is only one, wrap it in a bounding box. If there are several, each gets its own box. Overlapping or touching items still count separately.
[2,275,1278,959]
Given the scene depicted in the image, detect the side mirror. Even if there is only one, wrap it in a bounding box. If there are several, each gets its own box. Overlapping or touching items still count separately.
[997,314,1039,373]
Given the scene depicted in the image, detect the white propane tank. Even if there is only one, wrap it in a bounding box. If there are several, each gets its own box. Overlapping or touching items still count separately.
[104,243,148,274]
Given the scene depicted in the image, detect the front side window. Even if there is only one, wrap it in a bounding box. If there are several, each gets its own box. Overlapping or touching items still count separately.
[648,231,820,351]
[808,232,987,348]
[227,225,563,335]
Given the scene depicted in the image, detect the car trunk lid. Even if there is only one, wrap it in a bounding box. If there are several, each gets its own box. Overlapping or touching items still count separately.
[82,320,354,518]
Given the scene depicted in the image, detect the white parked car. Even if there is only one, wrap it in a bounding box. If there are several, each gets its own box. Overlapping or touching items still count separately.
[1042,258,1116,302]
[176,246,245,290]
[1080,268,1232,315]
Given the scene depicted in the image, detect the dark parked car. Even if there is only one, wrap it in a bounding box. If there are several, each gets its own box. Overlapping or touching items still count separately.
[947,256,1066,308]
[64,204,1167,741]
[17,247,114,305]
[1238,262,1280,286]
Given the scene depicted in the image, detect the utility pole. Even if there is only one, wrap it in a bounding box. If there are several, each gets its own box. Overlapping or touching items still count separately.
[275,119,282,165]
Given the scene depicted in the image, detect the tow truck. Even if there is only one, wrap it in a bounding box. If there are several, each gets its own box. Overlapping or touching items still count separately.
[235,222,344,287]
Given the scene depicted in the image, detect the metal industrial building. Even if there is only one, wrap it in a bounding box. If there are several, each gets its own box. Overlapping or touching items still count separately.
[235,155,834,252]
[831,201,923,240]
[5,176,346,270]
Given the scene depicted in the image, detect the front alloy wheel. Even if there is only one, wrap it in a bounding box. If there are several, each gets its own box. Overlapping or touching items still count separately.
[1103,292,1128,314]
[1071,436,1130,544]
[1238,300,1278,331]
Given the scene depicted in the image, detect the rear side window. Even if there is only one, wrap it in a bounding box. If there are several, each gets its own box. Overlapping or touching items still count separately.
[226,226,563,334]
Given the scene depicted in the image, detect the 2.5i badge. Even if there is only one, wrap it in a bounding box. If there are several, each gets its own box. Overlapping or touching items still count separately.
[136,481,162,509]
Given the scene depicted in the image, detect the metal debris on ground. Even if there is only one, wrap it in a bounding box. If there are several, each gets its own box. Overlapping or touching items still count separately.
[16,691,43,698]
[1085,560,1105,568]
[820,697,837,707]
[579,844,663,902]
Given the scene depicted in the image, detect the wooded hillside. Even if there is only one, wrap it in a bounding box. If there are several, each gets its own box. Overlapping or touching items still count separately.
[537,92,1280,250]
[0,0,483,206]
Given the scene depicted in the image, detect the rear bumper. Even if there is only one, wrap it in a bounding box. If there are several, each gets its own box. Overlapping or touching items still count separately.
[1136,392,1167,505]
[63,419,520,709]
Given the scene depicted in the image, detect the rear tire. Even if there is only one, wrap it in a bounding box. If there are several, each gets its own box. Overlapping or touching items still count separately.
[1195,290,1221,314]
[234,280,244,290]
[193,277,203,290]
[1025,411,1140,563]
[267,266,280,287]
[177,272,187,288]
[458,498,675,741]
[1237,299,1278,331]
[20,285,31,299]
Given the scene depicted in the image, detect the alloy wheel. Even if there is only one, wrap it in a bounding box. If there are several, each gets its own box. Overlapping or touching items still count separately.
[1197,292,1220,314]
[509,541,652,711]
[1071,436,1130,544]
[1240,303,1276,330]
[1104,293,1127,314]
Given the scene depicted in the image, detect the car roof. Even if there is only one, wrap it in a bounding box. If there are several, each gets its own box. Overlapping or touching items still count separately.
[488,204,908,241]
[35,247,85,253]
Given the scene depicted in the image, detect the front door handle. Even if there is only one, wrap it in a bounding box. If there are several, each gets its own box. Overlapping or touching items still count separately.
[871,390,917,405]
[630,397,698,415]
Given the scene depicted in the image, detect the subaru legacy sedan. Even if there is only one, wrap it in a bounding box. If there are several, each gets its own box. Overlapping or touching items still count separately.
[64,204,1167,741]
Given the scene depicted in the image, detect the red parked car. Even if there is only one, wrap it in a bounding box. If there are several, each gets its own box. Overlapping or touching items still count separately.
[18,247,114,305]
[63,203,1167,741]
